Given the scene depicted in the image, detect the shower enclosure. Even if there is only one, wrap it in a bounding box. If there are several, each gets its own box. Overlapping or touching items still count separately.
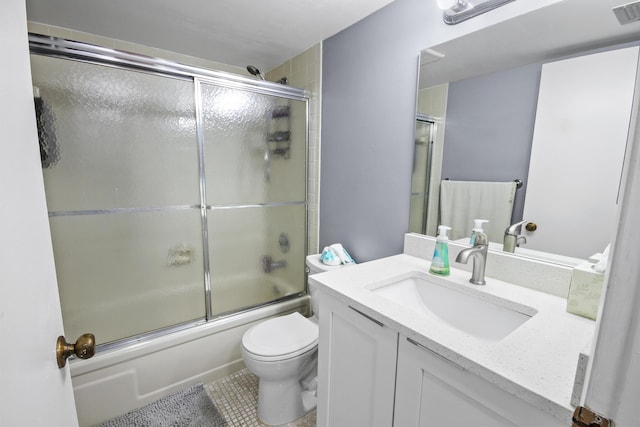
[29,34,309,351]
[409,115,436,235]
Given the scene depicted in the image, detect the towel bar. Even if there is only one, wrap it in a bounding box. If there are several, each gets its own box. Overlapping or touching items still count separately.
[443,178,523,189]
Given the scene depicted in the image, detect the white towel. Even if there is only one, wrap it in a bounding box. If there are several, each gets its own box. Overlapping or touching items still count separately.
[439,180,517,243]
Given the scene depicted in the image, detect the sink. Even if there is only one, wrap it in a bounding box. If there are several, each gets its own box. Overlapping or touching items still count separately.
[368,272,537,341]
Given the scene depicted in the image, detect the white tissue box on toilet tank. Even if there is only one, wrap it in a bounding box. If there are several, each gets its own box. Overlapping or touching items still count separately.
[566,262,605,320]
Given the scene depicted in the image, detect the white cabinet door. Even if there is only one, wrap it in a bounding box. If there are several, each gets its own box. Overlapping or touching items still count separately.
[316,293,398,427]
[394,336,565,427]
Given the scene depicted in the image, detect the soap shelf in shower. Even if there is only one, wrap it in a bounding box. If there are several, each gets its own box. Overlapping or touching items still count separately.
[268,105,291,159]
[271,105,290,119]
[268,131,291,158]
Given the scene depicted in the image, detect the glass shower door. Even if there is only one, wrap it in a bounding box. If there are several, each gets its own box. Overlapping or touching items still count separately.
[31,55,205,345]
[199,81,307,316]
[409,118,436,234]
[30,44,310,348]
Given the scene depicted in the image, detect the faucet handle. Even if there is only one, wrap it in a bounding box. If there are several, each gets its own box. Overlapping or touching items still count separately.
[505,220,528,235]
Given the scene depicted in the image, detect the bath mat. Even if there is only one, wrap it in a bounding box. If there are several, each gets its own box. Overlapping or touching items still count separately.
[95,383,227,427]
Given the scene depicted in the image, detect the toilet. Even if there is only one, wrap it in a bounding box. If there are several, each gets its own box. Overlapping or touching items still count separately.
[241,254,348,425]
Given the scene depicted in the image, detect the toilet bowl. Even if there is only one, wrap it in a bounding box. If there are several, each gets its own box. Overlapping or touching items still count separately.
[240,254,350,425]
[241,312,318,425]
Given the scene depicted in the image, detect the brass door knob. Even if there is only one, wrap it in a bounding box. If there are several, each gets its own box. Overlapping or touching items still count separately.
[525,222,537,232]
[56,333,95,368]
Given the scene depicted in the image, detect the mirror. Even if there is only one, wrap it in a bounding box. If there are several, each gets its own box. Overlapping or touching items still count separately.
[411,0,640,264]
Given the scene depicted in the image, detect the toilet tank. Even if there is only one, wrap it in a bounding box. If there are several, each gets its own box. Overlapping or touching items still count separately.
[305,254,348,275]
[305,254,354,319]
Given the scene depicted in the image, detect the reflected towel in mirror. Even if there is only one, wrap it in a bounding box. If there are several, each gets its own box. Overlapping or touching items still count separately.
[439,180,516,243]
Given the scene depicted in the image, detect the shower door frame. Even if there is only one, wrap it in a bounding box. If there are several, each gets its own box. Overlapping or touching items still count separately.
[29,33,311,352]
[411,113,437,235]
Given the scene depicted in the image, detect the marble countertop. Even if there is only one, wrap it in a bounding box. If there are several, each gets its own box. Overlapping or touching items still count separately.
[309,253,595,422]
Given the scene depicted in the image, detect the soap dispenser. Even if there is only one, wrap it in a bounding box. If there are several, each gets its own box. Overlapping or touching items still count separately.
[429,225,451,276]
[470,219,489,245]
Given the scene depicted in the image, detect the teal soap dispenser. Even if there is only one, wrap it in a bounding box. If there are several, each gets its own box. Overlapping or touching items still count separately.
[470,219,489,245]
[429,225,451,276]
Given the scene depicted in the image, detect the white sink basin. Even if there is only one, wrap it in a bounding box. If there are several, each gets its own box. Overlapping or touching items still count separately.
[368,272,537,341]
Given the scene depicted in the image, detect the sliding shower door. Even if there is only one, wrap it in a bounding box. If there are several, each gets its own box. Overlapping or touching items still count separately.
[30,36,309,349]
[409,117,436,234]
[31,55,205,344]
[199,82,307,316]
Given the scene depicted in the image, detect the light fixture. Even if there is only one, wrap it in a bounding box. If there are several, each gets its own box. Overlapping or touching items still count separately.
[438,0,516,25]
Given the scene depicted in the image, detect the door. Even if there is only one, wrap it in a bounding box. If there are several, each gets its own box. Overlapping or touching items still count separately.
[0,2,78,425]
[317,293,398,427]
[522,46,638,259]
[394,337,564,427]
[581,47,640,424]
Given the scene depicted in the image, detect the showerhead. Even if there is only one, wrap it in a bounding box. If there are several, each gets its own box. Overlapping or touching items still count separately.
[246,65,265,80]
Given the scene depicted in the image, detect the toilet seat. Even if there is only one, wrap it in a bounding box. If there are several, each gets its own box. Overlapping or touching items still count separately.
[242,312,318,362]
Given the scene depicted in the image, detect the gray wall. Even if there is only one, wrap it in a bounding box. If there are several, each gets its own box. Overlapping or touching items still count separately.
[441,63,542,223]
[320,0,432,262]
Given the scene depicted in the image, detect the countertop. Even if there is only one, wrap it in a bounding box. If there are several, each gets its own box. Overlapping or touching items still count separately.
[309,253,596,423]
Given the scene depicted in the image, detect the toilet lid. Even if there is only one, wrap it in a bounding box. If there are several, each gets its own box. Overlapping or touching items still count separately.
[242,312,318,358]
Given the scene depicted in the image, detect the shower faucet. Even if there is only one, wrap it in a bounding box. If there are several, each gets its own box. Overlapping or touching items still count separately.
[262,255,287,273]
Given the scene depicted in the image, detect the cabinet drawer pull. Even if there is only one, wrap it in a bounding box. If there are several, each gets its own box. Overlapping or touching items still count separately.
[407,337,463,368]
[349,305,384,327]
[407,337,446,358]
[407,337,430,351]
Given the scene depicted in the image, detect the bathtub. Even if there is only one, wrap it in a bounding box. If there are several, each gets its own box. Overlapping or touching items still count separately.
[70,293,310,426]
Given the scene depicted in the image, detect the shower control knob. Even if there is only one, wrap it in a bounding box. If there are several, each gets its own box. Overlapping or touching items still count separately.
[56,333,96,368]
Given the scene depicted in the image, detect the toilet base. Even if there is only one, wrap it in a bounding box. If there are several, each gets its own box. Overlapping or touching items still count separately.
[256,378,317,425]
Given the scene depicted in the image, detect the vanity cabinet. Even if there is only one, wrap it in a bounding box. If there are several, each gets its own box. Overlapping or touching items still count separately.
[317,292,566,427]
[394,336,564,427]
[316,292,398,427]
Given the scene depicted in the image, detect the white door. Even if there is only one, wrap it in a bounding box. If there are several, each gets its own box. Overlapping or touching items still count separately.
[522,46,638,259]
[0,2,78,425]
[581,48,640,424]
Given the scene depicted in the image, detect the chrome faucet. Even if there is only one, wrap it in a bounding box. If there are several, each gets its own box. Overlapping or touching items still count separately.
[455,231,488,285]
[262,255,287,273]
[503,220,528,253]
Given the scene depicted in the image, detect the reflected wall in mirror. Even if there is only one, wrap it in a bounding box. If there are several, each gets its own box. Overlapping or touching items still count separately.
[411,0,640,263]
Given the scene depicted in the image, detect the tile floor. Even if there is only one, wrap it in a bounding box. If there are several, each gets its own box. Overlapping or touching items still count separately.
[205,368,317,427]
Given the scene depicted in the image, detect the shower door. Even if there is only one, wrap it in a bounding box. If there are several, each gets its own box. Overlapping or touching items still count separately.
[30,38,308,349]
[199,81,307,316]
[31,54,206,345]
[409,117,436,234]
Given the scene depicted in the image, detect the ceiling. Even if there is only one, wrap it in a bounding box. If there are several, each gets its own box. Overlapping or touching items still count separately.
[25,0,395,72]
[420,0,640,87]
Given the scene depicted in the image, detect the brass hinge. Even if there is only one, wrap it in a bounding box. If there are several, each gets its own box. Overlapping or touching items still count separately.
[572,406,611,427]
